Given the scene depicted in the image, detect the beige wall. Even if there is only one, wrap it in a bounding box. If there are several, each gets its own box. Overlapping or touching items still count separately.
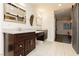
[0,3,4,55]
[32,8,55,42]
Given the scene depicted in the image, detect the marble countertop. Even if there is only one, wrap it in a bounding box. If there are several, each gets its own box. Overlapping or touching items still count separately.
[3,29,44,34]
[3,29,36,34]
[35,31,44,33]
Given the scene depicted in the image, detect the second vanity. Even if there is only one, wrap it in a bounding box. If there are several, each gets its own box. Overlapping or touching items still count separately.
[3,29,36,56]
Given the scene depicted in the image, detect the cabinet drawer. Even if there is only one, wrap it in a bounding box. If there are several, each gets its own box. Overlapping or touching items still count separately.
[14,32,35,43]
[14,34,25,43]
[14,41,24,51]
[25,32,36,39]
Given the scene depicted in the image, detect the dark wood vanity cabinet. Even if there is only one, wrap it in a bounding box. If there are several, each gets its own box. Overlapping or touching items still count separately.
[4,32,36,56]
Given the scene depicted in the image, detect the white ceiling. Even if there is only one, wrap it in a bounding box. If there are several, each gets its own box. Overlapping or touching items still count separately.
[31,3,74,11]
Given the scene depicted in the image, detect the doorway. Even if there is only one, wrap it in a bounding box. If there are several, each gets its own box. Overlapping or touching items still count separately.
[55,9,72,44]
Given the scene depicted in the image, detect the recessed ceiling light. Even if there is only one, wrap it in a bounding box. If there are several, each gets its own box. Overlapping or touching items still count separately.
[58,4,62,6]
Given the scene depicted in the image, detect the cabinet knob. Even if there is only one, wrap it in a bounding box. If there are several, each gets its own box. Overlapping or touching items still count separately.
[19,45,22,47]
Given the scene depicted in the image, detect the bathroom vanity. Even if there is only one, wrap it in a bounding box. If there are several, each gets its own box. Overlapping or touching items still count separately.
[4,30,36,56]
[36,30,48,41]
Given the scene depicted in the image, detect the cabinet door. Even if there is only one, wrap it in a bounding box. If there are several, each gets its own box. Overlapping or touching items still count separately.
[24,39,30,55]
[14,41,24,56]
[14,49,24,56]
[30,39,35,50]
[14,41,24,51]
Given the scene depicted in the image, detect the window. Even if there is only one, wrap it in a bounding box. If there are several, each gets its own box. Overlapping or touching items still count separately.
[64,23,72,29]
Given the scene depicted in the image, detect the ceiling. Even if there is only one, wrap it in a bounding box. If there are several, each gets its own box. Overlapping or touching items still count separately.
[31,3,74,11]
[30,3,74,21]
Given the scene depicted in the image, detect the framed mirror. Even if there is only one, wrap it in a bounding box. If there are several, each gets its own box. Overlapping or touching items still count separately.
[4,3,26,24]
[30,15,34,26]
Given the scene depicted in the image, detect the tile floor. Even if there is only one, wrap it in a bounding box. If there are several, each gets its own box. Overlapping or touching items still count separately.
[27,40,77,56]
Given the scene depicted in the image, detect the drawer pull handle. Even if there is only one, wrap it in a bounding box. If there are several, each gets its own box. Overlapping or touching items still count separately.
[19,45,22,47]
